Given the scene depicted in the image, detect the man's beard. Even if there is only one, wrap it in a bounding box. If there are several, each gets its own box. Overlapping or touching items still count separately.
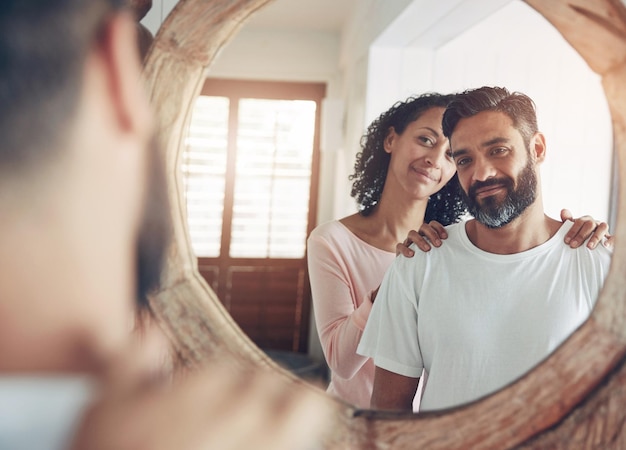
[136,134,172,310]
[462,159,537,229]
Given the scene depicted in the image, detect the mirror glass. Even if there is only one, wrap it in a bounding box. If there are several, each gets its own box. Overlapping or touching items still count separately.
[143,0,614,413]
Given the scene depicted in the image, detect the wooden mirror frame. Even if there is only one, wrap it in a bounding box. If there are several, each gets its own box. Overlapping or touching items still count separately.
[143,0,626,447]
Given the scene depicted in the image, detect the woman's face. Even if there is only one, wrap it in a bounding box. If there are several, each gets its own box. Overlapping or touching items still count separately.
[384,106,456,201]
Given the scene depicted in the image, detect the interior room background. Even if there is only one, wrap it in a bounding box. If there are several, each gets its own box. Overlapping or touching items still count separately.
[141,0,614,374]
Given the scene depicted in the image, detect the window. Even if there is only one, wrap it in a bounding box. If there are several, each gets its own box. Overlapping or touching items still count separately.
[230,98,316,258]
[181,78,325,352]
[182,96,229,257]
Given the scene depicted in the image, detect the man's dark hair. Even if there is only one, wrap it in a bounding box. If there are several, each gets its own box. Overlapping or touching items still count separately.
[0,0,127,177]
[349,93,467,225]
[442,86,539,149]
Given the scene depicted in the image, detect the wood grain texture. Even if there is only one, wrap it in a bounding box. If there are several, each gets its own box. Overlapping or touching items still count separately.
[142,0,284,371]
[143,0,626,447]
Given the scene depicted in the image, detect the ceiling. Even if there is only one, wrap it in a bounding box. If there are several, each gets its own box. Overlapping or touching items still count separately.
[245,0,359,32]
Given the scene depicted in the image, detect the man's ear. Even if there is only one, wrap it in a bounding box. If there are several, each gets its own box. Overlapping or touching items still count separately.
[96,11,152,138]
[383,127,396,154]
[531,132,547,163]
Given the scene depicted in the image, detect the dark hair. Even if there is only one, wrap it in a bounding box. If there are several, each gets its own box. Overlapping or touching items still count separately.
[442,86,538,149]
[0,0,127,177]
[349,93,466,225]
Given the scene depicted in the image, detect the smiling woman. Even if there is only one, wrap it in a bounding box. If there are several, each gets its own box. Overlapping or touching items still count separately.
[143,0,626,448]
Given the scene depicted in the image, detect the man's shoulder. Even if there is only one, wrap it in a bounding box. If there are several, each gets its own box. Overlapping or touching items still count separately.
[573,239,613,267]
[432,220,468,250]
[400,221,467,268]
[556,221,613,261]
[443,220,466,235]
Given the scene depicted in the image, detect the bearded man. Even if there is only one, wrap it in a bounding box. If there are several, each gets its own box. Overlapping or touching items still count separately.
[357,86,612,412]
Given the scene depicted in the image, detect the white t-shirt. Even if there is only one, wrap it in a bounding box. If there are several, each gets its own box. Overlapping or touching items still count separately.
[0,376,97,450]
[358,220,611,411]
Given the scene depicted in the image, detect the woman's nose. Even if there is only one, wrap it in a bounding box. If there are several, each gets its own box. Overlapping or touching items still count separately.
[425,147,446,168]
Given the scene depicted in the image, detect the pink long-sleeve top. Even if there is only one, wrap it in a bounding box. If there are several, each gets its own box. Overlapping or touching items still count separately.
[307,220,395,408]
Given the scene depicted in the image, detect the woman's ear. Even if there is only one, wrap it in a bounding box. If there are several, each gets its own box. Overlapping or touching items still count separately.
[384,127,396,154]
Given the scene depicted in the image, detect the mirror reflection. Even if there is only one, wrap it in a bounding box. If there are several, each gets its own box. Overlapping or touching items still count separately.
[357,87,612,413]
[142,0,615,412]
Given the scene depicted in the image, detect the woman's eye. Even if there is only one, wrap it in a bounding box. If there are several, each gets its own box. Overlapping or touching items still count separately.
[418,136,435,146]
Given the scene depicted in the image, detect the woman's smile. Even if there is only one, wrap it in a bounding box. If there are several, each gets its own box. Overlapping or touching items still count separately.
[411,165,440,183]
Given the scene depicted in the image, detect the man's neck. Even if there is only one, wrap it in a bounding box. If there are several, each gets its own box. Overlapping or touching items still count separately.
[464,204,562,255]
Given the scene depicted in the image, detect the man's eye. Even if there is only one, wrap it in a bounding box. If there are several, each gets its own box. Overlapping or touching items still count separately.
[456,157,470,167]
[445,150,453,159]
[492,147,508,155]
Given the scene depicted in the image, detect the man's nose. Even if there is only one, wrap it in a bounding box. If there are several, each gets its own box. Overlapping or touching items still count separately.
[472,160,496,182]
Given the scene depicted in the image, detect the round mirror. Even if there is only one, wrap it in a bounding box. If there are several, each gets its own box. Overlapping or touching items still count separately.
[143,0,626,447]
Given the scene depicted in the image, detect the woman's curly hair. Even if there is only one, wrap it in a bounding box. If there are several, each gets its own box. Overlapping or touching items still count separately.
[349,93,467,226]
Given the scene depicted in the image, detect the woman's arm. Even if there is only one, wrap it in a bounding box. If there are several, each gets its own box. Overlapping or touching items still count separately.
[307,234,372,380]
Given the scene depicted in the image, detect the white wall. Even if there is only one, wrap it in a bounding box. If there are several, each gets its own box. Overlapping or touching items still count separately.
[207,28,340,82]
[140,0,177,35]
[363,0,506,123]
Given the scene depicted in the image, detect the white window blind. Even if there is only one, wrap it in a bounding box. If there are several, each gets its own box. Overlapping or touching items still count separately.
[183,95,316,259]
[230,99,316,258]
[182,96,229,257]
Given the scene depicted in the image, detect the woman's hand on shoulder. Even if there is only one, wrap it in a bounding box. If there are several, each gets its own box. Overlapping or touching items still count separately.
[561,208,614,250]
[396,221,448,257]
